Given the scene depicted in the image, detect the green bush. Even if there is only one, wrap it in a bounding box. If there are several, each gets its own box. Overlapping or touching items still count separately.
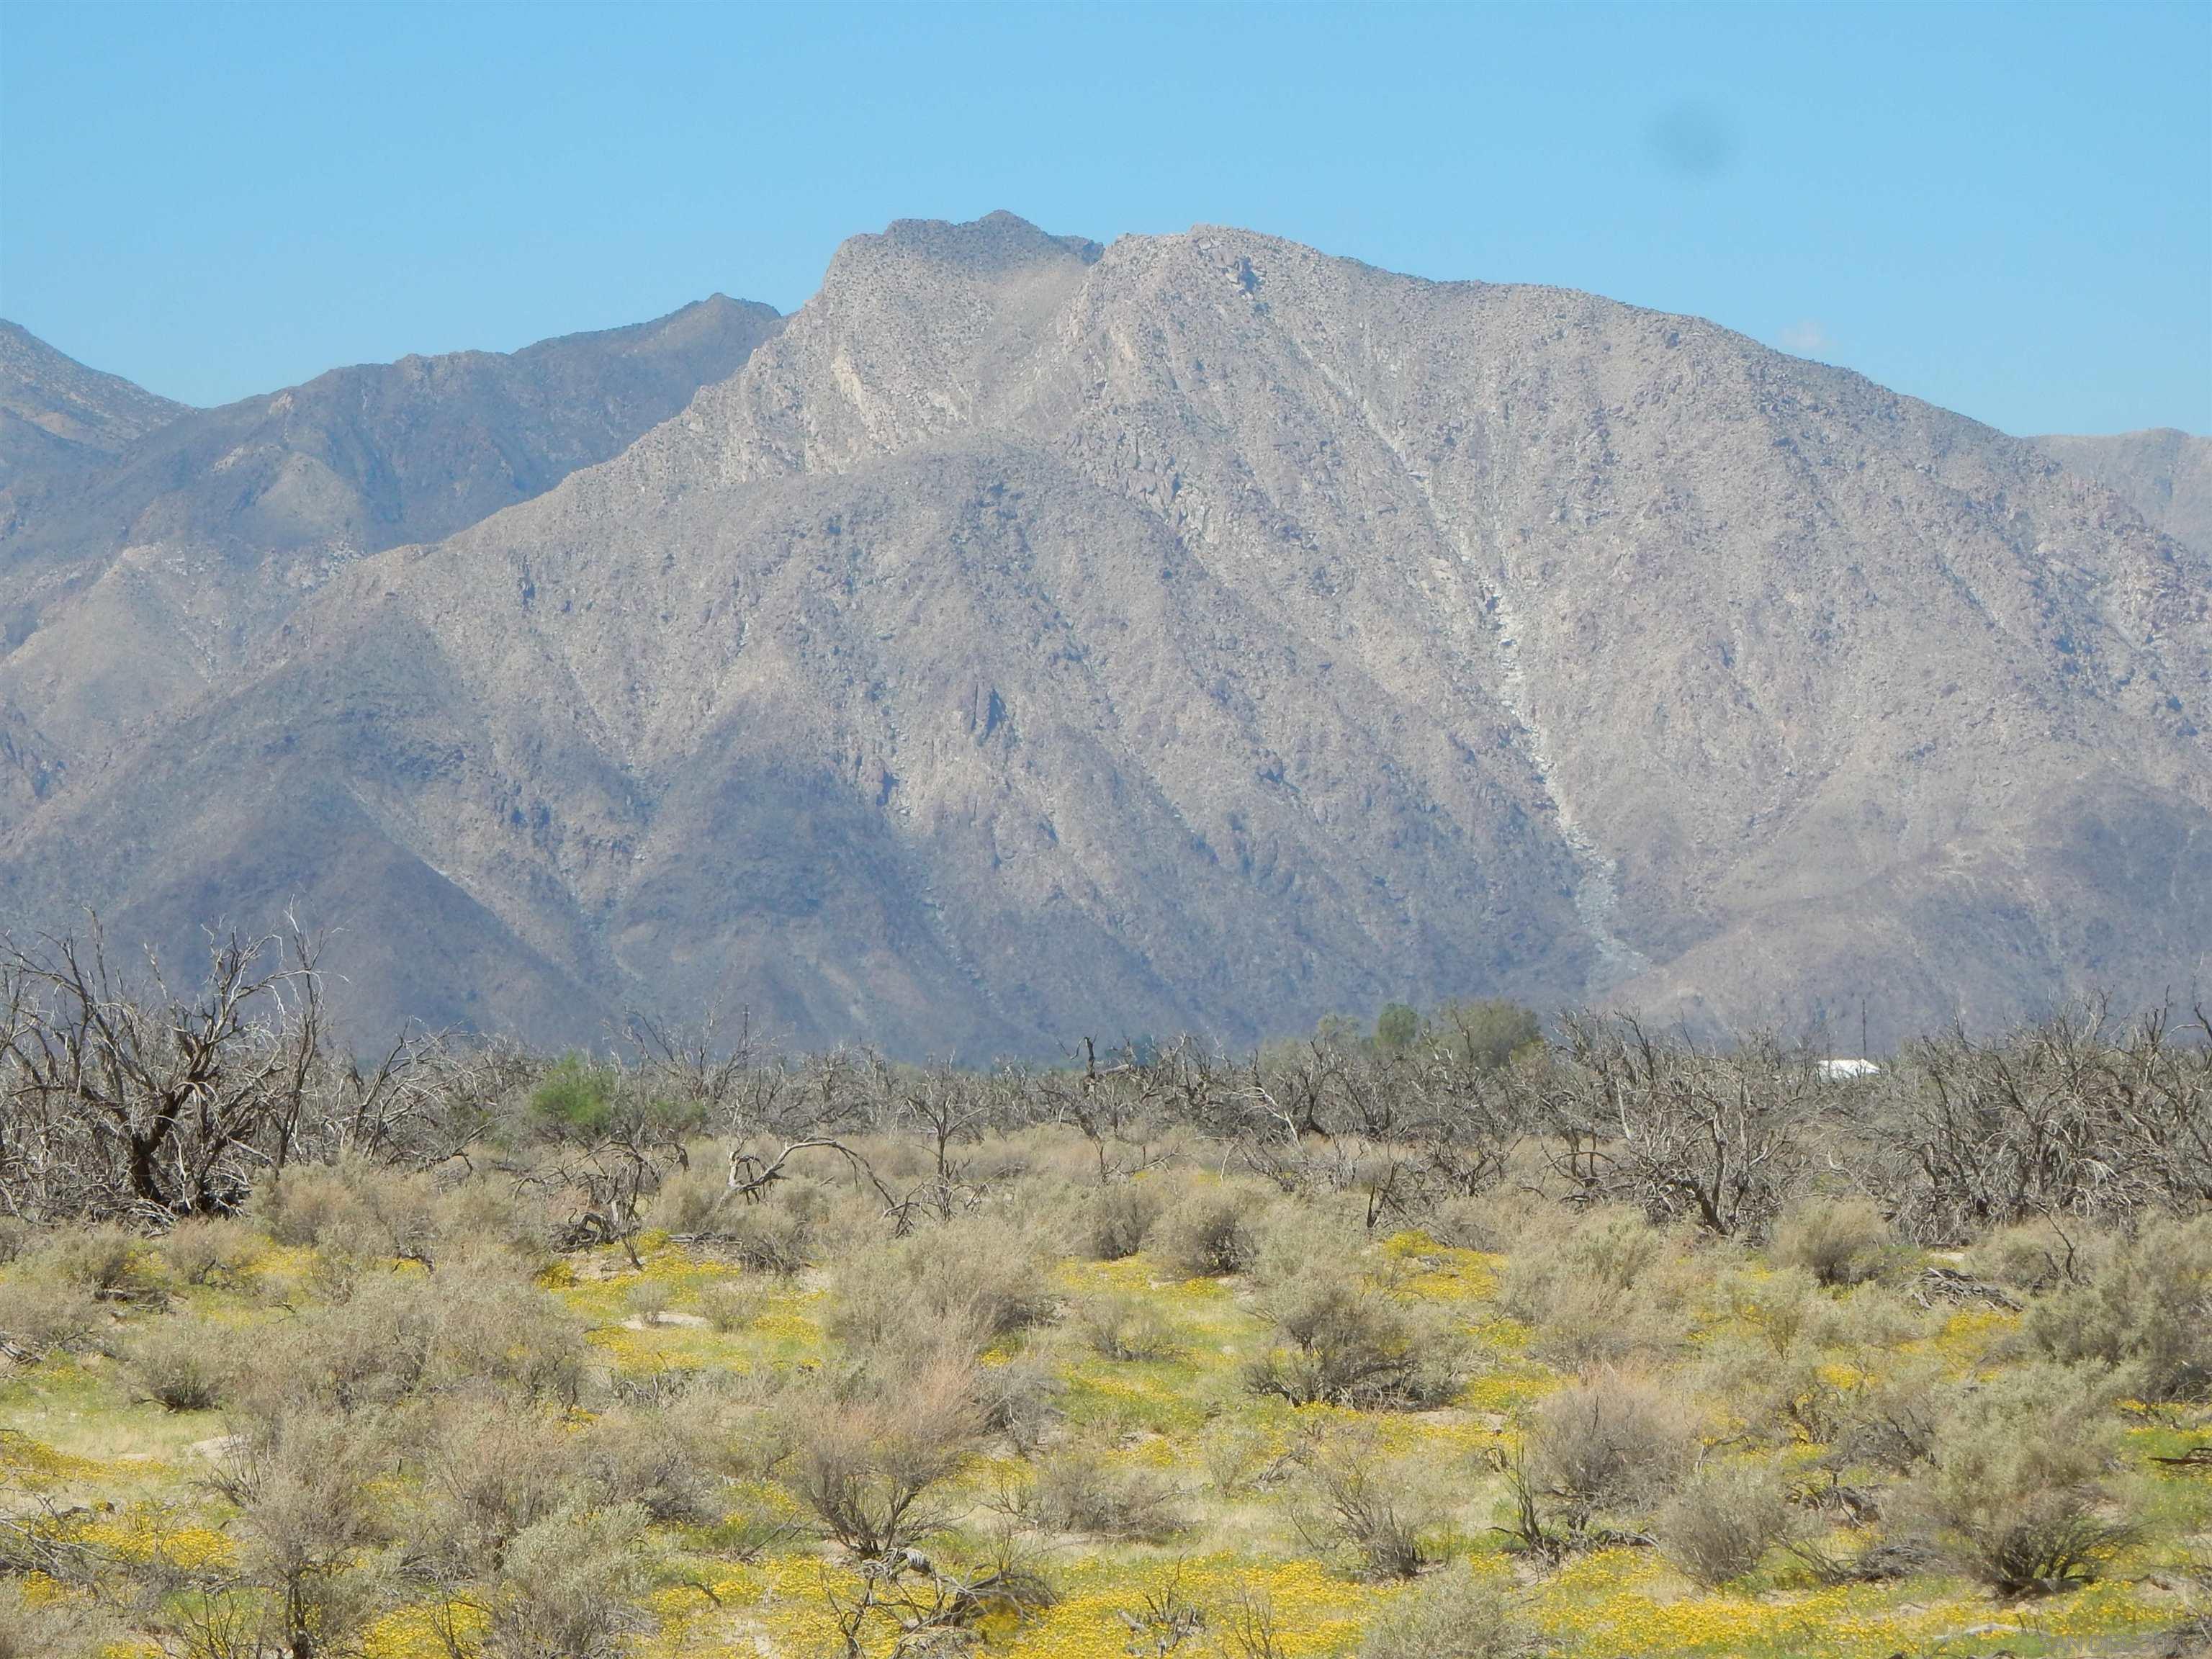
[1433,998,1545,1071]
[529,1053,619,1138]
[1375,1002,1420,1054]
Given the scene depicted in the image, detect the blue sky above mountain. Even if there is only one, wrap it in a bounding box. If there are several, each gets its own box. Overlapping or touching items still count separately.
[3,1,2205,436]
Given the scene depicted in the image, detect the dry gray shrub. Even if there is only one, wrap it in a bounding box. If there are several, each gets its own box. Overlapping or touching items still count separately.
[783,1349,983,1555]
[696,1275,770,1334]
[1155,1185,1263,1279]
[485,1503,655,1659]
[0,1581,114,1659]
[1074,1292,1182,1362]
[1529,1370,1697,1532]
[831,1215,1053,1352]
[1030,1438,1185,1541]
[1357,1560,1540,1659]
[121,1316,234,1412]
[1656,1460,1801,1586]
[2024,1215,2212,1400]
[1079,1181,1161,1261]
[1498,1206,1691,1370]
[575,1401,727,1525]
[1290,1426,1437,1579]
[39,1224,159,1301]
[0,1272,100,1356]
[1771,1196,1895,1287]
[1243,1271,1465,1410]
[156,1217,262,1288]
[1906,1361,2137,1593]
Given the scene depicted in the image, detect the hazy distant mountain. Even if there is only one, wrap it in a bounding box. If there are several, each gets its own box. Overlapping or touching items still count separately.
[0,320,186,482]
[0,297,783,809]
[2033,429,2212,556]
[2,215,2204,1051]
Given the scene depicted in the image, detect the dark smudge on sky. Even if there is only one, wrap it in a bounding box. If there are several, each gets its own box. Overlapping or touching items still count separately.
[1647,103,1738,179]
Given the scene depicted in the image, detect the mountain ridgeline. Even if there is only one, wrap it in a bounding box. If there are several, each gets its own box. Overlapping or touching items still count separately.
[1,213,2204,1053]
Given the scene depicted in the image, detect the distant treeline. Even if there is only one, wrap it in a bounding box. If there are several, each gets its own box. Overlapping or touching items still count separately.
[0,920,2204,1245]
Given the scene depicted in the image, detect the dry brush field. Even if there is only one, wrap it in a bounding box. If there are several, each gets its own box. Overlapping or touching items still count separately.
[2,931,2211,1658]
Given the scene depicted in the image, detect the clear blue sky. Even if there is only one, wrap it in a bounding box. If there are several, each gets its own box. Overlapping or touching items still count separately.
[3,2,2206,435]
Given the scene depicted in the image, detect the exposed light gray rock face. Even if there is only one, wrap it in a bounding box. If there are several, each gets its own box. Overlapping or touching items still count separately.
[2,215,2205,1052]
[2033,429,2212,557]
[0,297,783,811]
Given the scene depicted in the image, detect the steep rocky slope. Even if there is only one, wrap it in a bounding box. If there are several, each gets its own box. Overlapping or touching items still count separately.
[0,297,783,813]
[4,215,2204,1051]
[2033,428,2212,556]
[0,320,186,493]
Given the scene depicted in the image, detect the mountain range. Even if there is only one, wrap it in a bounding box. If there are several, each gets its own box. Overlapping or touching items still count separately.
[2,212,2204,1053]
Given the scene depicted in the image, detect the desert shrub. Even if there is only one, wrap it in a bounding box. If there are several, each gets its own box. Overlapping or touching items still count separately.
[242,1270,437,1414]
[1834,1357,1948,1475]
[576,1402,726,1525]
[485,1503,655,1659]
[1963,1216,2108,1293]
[38,1223,159,1301]
[217,1405,394,1658]
[1499,1206,1691,1369]
[435,1181,560,1274]
[156,1216,262,1287]
[1079,1180,1160,1260]
[1291,1426,1436,1578]
[1359,1559,1539,1659]
[696,1276,768,1334]
[121,1316,234,1411]
[1426,1190,1530,1254]
[1716,1263,1839,1358]
[1771,1196,1895,1287]
[256,1159,440,1264]
[1030,1438,1184,1540]
[623,1277,673,1326]
[2023,1215,2212,1400]
[429,1274,593,1406]
[1657,1460,1800,1586]
[1528,1370,1696,1532]
[0,1218,30,1266]
[1244,1271,1464,1409]
[643,1163,739,1238]
[1156,1184,1263,1278]
[1907,1362,2136,1592]
[0,1272,100,1355]
[406,1394,580,1575]
[974,1352,1062,1455]
[783,1350,982,1555]
[715,1177,830,1274]
[830,1215,1052,1353]
[0,1580,115,1659]
[1074,1292,1182,1362]
[1200,1420,1282,1497]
